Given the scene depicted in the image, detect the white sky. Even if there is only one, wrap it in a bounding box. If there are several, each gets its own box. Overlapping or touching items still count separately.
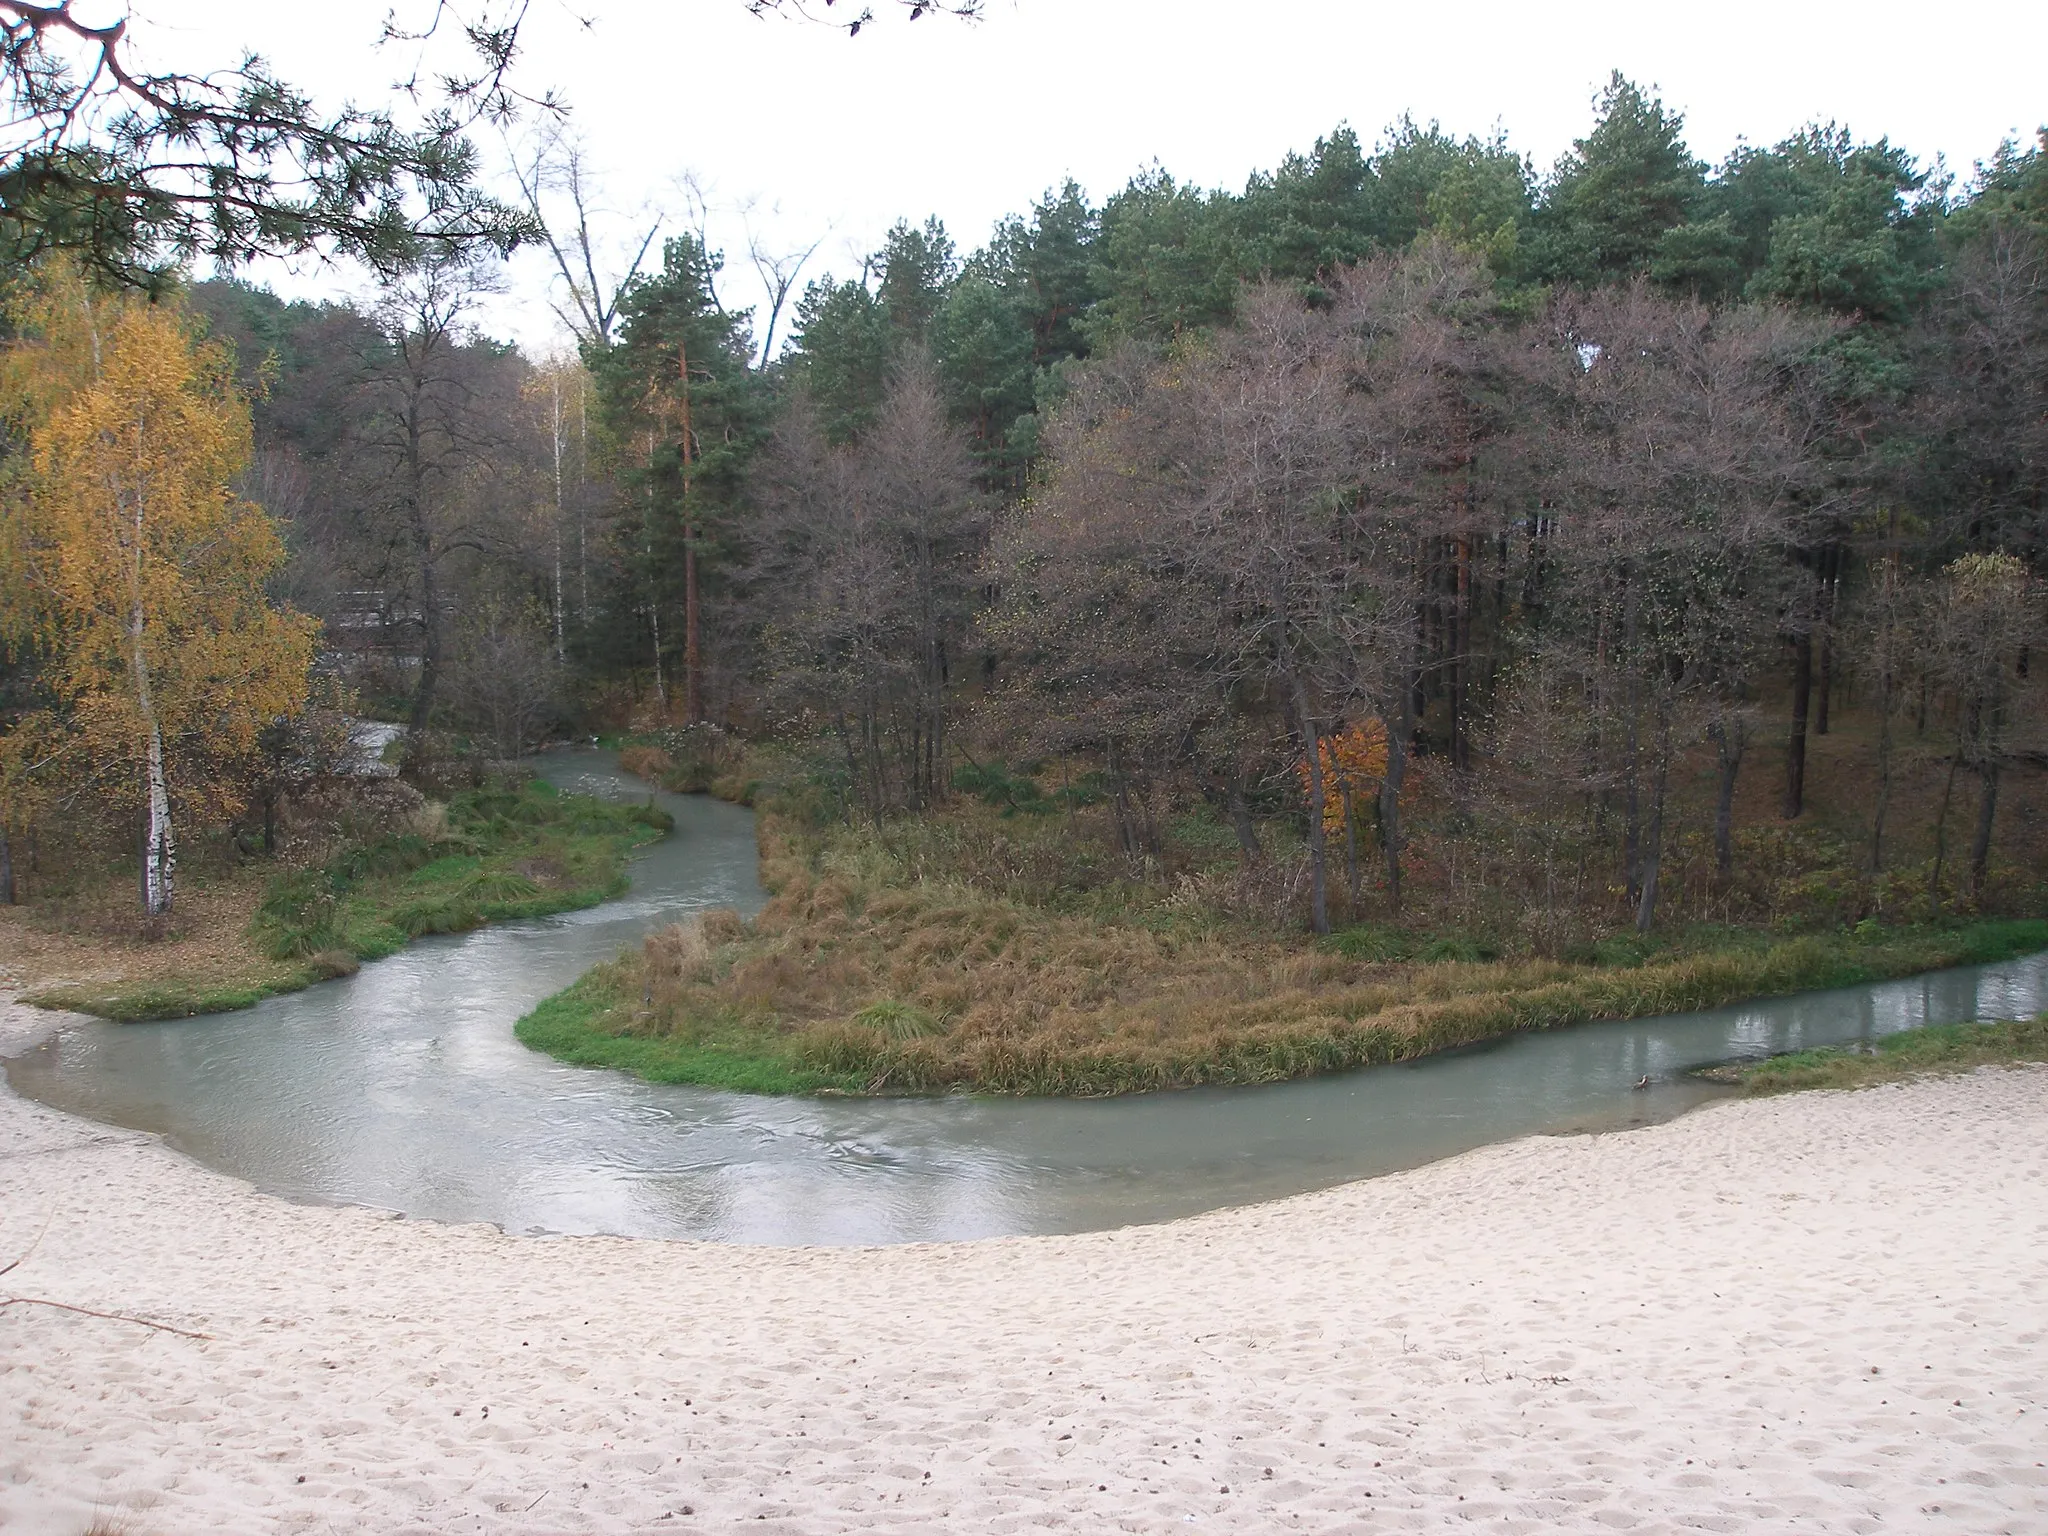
[125,0,2048,359]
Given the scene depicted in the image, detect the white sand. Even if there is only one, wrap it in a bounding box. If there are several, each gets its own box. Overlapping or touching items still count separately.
[2,995,2045,1535]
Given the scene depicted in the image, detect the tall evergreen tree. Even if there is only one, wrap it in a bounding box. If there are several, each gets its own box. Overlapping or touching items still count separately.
[1534,73,1705,286]
[877,216,957,340]
[788,276,891,443]
[589,235,759,719]
[1236,125,1377,280]
[1088,167,1240,343]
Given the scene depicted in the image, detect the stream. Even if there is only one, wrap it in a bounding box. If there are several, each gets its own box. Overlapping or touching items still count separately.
[8,749,2046,1245]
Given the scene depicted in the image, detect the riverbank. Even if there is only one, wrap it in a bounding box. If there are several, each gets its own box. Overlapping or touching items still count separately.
[9,779,670,1022]
[4,989,2044,1533]
[521,896,2048,1094]
[1705,1013,2048,1094]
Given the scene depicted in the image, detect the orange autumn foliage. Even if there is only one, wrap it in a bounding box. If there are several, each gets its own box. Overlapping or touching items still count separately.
[1297,719,1391,837]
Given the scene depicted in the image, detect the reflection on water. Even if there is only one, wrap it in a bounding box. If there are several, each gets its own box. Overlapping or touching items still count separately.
[8,751,2047,1245]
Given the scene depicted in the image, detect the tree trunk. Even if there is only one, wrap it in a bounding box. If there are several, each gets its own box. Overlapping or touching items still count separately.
[1107,739,1141,858]
[1968,762,2001,897]
[1411,599,1428,745]
[1635,715,1670,934]
[401,387,440,756]
[140,719,175,925]
[0,829,14,905]
[1378,700,1410,914]
[684,523,701,723]
[577,373,590,624]
[644,430,666,714]
[1228,778,1262,867]
[1450,534,1472,775]
[649,600,666,714]
[551,370,566,665]
[1622,690,1643,904]
[1621,584,1642,904]
[1870,668,1895,872]
[1929,750,1960,904]
[678,335,703,725]
[1292,679,1331,936]
[1783,628,1812,819]
[125,486,175,923]
[1814,545,1838,736]
[1711,711,1745,881]
[1341,779,1362,919]
[1814,628,1833,737]
[408,530,442,743]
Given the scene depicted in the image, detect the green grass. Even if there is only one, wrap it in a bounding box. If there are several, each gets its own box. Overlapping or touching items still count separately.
[41,963,355,1024]
[515,972,863,1095]
[31,780,671,1022]
[1706,1014,2048,1094]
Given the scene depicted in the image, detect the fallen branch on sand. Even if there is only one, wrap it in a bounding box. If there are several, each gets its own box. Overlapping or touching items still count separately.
[2,1207,214,1339]
[0,1294,214,1340]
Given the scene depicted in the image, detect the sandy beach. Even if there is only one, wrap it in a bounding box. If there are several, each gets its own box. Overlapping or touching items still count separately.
[2,993,2045,1535]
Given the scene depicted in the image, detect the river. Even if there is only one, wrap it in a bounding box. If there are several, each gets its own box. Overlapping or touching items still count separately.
[8,750,2045,1245]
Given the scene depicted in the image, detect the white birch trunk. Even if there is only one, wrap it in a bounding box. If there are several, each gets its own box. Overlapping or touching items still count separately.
[128,552,174,918]
[123,423,173,920]
[140,714,175,918]
[551,370,566,664]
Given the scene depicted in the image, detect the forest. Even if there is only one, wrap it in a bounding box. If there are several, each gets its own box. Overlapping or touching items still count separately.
[3,71,2046,1082]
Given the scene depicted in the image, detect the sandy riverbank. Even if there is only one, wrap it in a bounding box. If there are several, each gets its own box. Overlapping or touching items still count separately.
[2,993,2045,1534]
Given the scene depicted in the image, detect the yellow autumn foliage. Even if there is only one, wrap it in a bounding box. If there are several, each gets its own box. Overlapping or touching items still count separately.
[0,267,314,896]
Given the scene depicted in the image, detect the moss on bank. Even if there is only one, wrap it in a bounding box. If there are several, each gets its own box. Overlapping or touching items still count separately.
[517,896,2048,1096]
[1701,1014,2048,1095]
[27,779,671,1022]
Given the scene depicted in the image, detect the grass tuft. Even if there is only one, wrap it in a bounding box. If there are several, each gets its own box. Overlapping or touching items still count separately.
[852,1000,947,1040]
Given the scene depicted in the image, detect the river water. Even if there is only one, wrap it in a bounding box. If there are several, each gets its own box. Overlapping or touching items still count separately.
[8,750,2047,1245]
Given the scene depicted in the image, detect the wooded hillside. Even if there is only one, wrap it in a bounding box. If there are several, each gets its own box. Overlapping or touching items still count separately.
[4,76,2044,949]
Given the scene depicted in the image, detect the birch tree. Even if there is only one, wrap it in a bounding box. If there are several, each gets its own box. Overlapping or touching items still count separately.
[0,272,313,922]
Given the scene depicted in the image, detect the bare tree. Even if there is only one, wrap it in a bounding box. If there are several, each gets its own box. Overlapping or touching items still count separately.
[1516,283,1828,929]
[509,125,661,353]
[448,602,563,758]
[1924,553,2042,898]
[743,203,825,369]
[994,249,1503,923]
[1846,515,1922,872]
[351,251,527,759]
[987,337,1237,863]
[749,361,983,817]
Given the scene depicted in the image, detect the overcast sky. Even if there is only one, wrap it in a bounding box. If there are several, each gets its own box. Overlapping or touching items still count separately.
[128,0,2047,357]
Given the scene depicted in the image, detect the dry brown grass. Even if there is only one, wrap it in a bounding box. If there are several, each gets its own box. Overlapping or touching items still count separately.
[0,862,294,1001]
[563,805,2047,1095]
[616,744,675,784]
